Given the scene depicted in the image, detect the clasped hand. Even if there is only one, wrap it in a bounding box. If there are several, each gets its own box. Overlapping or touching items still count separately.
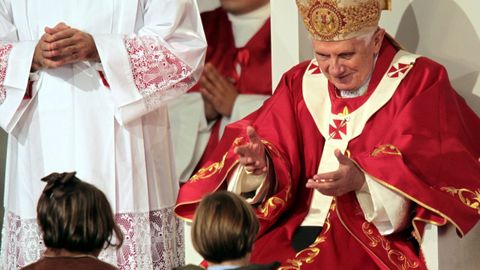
[234,126,268,175]
[32,22,99,71]
[306,149,365,197]
[200,63,239,120]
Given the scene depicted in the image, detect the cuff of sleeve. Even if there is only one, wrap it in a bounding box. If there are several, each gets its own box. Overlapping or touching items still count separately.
[227,163,269,204]
[93,34,144,124]
[4,41,36,90]
[356,173,391,227]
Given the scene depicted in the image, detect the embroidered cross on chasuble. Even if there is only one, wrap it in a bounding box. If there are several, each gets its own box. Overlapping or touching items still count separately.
[328,107,350,140]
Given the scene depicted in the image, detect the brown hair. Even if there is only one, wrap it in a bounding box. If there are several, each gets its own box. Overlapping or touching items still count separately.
[191,191,259,263]
[37,172,123,253]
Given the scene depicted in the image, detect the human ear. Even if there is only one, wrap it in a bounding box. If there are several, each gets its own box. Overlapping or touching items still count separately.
[373,28,385,53]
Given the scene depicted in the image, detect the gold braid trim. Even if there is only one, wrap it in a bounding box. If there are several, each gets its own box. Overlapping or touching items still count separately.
[258,197,286,218]
[189,136,246,182]
[441,187,480,214]
[362,223,419,270]
[278,202,335,270]
[190,153,227,182]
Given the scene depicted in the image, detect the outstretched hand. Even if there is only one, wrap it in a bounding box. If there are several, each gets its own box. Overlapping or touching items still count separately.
[234,126,268,175]
[306,149,365,196]
[32,22,99,71]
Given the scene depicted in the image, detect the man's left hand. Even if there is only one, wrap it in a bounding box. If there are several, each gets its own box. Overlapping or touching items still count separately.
[200,63,239,117]
[306,149,365,197]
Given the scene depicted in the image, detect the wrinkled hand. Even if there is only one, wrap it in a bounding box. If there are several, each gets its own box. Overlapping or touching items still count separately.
[234,126,268,175]
[200,63,239,117]
[306,149,365,196]
[32,22,99,71]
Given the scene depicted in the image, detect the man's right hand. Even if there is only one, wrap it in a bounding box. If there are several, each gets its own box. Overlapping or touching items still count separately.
[234,126,268,175]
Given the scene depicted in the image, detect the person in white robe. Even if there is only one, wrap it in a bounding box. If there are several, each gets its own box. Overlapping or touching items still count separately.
[0,0,206,269]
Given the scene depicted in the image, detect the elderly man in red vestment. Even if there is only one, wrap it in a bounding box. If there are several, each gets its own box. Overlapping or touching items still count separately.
[176,0,480,269]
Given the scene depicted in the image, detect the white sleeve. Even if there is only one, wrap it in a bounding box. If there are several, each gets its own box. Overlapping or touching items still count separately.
[93,0,206,125]
[230,94,269,121]
[356,173,411,235]
[0,0,36,133]
[227,163,270,204]
[167,92,211,182]
[218,94,269,138]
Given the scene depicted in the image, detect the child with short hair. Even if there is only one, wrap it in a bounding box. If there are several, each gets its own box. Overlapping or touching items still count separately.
[176,191,279,270]
[22,172,123,270]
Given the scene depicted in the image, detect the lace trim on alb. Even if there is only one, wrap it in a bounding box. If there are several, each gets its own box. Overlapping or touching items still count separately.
[124,36,195,110]
[1,208,184,270]
[0,44,13,105]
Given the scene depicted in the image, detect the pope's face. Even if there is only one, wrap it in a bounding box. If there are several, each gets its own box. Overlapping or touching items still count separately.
[313,29,384,92]
[220,0,269,15]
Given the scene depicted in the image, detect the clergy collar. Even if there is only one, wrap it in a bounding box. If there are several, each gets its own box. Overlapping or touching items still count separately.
[339,81,369,98]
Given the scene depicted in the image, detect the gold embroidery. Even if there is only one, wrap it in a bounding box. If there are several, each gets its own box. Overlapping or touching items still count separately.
[441,187,480,214]
[296,0,381,41]
[189,135,247,182]
[262,140,293,201]
[362,223,419,269]
[371,144,402,157]
[233,136,244,146]
[278,202,334,270]
[190,153,227,182]
[258,197,286,218]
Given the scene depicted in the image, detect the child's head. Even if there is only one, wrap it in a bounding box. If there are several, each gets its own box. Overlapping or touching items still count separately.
[191,191,259,264]
[37,172,123,254]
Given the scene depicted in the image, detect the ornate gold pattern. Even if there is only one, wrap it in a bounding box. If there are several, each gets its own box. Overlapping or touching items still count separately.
[362,222,419,269]
[189,135,249,182]
[262,140,293,201]
[190,153,227,182]
[296,0,381,41]
[278,202,335,270]
[441,187,480,214]
[258,197,286,218]
[371,144,402,157]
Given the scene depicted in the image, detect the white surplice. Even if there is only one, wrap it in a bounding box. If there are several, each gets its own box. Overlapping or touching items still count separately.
[0,0,206,269]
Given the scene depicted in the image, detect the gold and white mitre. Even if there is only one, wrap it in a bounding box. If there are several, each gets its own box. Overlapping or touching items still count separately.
[296,0,391,41]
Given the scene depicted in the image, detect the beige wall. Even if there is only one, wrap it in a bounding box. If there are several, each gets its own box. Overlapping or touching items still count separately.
[380,0,480,115]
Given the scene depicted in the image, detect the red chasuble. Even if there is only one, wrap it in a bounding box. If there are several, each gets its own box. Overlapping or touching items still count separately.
[176,36,480,269]
[190,7,272,167]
